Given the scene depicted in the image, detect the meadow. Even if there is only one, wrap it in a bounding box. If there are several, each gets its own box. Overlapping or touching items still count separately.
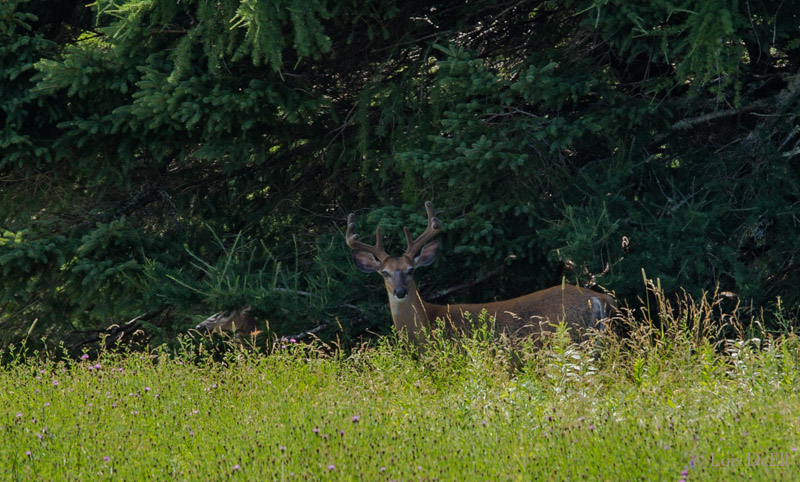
[2,290,799,480]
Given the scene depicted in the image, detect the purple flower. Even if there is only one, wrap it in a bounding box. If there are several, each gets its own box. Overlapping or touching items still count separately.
[16,413,22,418]
[103,456,111,462]
[52,380,59,386]
[481,421,487,426]
[289,338,297,343]
[80,354,89,360]
[352,415,360,423]
[233,464,240,471]
[43,402,50,408]
[25,451,31,456]
[681,470,688,476]
[94,364,101,369]
[328,464,335,471]
[339,430,344,436]
[588,424,595,431]
[279,445,286,452]
[313,427,320,434]
[144,386,151,392]
[380,467,386,472]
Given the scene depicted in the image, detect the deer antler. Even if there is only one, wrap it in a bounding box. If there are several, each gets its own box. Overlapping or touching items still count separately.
[404,201,442,257]
[346,212,389,262]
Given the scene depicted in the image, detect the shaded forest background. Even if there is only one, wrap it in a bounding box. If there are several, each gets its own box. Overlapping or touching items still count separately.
[2,0,799,350]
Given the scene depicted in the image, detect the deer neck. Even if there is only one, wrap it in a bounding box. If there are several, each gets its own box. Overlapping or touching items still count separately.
[387,280,432,343]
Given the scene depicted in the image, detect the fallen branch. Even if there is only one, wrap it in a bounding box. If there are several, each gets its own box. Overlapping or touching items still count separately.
[71,307,168,350]
[279,324,326,342]
[426,265,505,300]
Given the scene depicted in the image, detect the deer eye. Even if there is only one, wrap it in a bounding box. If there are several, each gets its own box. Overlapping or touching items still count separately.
[380,271,390,278]
[407,268,415,276]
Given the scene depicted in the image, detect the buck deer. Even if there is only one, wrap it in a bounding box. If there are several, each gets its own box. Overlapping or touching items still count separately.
[346,202,615,343]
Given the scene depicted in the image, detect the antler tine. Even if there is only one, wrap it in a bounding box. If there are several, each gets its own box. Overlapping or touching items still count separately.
[346,213,389,261]
[404,201,442,257]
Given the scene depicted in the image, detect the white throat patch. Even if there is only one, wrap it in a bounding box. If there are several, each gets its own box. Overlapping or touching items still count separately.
[388,293,408,317]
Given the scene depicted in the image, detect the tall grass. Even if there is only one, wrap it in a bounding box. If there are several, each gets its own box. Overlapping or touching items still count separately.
[1,285,799,480]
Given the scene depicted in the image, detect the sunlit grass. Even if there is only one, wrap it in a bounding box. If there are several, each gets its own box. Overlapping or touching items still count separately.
[2,289,800,479]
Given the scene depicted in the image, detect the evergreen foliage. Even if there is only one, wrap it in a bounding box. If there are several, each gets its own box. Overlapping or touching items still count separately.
[2,0,799,347]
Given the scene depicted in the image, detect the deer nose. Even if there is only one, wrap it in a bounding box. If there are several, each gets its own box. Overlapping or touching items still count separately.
[394,289,408,299]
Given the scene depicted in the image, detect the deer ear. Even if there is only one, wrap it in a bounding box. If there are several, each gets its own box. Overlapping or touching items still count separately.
[413,240,440,267]
[351,250,382,273]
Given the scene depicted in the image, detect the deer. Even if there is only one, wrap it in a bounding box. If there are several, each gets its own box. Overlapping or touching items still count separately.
[195,305,257,335]
[346,201,615,344]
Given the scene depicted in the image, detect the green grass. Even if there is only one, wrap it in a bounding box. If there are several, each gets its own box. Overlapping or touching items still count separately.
[2,293,800,480]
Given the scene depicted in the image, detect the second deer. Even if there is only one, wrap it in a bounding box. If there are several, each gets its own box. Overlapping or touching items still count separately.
[346,201,615,343]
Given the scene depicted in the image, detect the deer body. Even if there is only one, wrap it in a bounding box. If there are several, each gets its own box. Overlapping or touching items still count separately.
[195,306,256,335]
[347,202,614,342]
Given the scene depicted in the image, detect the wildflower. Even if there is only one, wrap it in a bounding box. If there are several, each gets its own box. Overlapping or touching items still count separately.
[380,467,386,472]
[352,415,360,423]
[481,421,487,426]
[94,364,101,370]
[233,464,240,471]
[43,402,50,408]
[681,470,688,477]
[16,413,22,418]
[52,380,59,386]
[144,386,151,392]
[313,427,320,434]
[328,464,335,471]
[103,456,111,462]
[339,430,344,436]
[588,424,595,431]
[80,354,89,360]
[25,451,31,456]
[279,445,286,453]
[289,338,297,343]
